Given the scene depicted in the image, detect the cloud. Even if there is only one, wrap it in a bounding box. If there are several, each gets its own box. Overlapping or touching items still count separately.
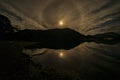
[89,0,120,14]
[0,0,119,34]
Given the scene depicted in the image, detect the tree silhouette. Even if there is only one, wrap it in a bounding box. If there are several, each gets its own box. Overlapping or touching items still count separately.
[0,14,14,34]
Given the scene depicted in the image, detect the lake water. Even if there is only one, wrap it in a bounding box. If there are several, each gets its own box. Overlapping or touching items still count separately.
[24,42,120,79]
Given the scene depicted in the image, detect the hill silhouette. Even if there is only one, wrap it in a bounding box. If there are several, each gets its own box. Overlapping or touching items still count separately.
[2,28,85,49]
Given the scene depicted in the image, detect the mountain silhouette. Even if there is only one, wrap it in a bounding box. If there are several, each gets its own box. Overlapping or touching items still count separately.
[86,32,120,44]
[1,28,85,49]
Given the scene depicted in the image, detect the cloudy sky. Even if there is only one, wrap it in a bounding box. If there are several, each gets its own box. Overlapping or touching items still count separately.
[0,0,120,35]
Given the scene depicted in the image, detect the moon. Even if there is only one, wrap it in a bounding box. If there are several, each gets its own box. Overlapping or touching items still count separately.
[59,20,64,26]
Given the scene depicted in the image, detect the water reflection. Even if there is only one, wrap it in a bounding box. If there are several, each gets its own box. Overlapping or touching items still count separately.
[24,42,120,79]
[58,52,63,57]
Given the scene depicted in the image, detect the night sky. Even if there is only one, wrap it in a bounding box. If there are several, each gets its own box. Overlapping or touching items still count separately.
[0,0,120,34]
[0,0,120,79]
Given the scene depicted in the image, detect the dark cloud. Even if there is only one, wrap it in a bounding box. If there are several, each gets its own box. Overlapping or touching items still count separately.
[0,7,22,21]
[87,17,120,32]
[97,11,120,21]
[86,46,120,58]
[89,0,120,14]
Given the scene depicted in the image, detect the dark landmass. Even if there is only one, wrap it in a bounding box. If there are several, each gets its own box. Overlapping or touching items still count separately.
[86,32,120,44]
[1,28,85,50]
[1,28,120,50]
